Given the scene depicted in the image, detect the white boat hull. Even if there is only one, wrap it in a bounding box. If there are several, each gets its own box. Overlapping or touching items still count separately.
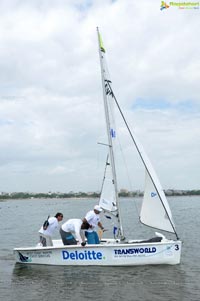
[14,239,182,266]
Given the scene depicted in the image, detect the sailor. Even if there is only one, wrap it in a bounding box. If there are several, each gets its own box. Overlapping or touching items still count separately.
[60,218,90,246]
[38,212,63,247]
[83,205,105,244]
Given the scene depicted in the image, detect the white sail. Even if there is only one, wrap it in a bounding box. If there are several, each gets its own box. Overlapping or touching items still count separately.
[99,159,117,212]
[140,170,175,233]
[133,133,176,233]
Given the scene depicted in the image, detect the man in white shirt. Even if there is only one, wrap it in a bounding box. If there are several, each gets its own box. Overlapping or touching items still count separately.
[82,205,105,244]
[38,212,63,246]
[60,218,89,246]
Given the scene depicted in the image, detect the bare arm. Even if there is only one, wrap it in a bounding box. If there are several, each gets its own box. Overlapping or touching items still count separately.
[98,221,104,231]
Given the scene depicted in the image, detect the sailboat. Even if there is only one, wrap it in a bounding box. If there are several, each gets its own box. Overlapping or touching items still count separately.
[13,29,181,266]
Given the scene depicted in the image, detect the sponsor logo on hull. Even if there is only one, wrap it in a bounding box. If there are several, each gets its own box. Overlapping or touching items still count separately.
[62,250,104,261]
[113,247,157,258]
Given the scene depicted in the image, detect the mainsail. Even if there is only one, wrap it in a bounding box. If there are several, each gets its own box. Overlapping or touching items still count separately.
[97,28,124,238]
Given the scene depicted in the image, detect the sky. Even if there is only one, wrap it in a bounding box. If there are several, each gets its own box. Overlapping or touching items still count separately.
[0,0,200,193]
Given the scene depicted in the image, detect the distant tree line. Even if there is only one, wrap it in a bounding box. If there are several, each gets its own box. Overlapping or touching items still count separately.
[0,190,200,200]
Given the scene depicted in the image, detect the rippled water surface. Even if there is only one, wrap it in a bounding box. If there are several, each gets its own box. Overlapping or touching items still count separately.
[0,197,199,301]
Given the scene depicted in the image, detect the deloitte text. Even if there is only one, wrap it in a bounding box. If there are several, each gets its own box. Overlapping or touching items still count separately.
[62,250,103,261]
[114,247,156,255]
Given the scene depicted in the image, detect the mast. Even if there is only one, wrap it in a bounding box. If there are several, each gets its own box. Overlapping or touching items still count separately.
[97,27,124,239]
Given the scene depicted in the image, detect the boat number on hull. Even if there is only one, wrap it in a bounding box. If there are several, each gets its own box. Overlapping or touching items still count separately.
[175,244,179,251]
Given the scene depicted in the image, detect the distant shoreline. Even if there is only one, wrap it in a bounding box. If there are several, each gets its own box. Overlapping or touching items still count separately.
[0,189,200,200]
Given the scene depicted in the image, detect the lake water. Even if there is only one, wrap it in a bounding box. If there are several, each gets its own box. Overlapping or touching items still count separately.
[0,196,199,301]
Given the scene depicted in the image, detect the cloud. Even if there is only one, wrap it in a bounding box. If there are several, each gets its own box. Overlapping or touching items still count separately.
[0,0,199,192]
[48,166,68,175]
